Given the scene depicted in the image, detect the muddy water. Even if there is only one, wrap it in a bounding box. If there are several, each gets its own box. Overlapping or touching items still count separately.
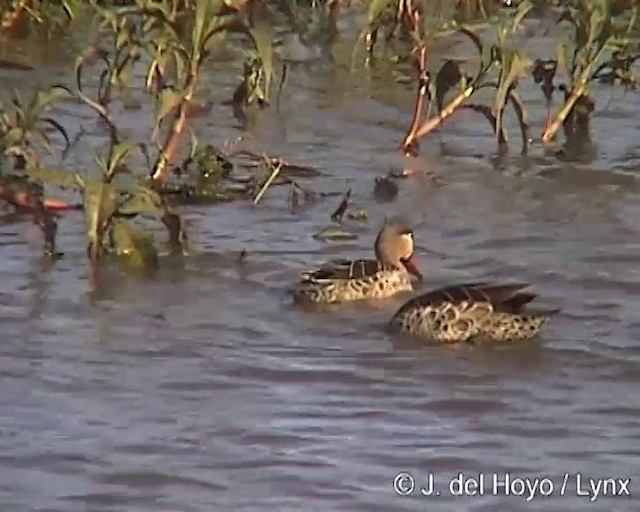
[2,14,640,512]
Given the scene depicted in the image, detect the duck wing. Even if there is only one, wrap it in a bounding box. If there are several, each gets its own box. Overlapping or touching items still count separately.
[398,282,537,312]
[300,259,390,282]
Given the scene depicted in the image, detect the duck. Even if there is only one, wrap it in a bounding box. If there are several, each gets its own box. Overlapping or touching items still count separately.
[292,219,423,304]
[389,282,558,343]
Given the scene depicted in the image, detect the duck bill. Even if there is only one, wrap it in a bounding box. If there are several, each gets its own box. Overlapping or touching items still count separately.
[402,254,423,281]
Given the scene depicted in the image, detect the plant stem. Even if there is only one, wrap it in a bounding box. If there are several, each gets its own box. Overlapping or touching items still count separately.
[253,163,282,205]
[541,74,589,143]
[414,84,476,140]
[541,48,604,143]
[1,0,30,34]
[401,45,427,155]
[151,72,197,182]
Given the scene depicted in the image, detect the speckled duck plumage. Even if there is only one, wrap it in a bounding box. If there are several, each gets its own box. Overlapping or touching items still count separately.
[389,282,558,343]
[292,219,423,304]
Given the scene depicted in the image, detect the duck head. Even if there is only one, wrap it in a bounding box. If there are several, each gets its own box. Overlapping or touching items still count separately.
[374,219,423,281]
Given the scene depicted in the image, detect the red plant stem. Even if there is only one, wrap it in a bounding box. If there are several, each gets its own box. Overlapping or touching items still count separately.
[401,45,427,155]
[151,72,197,182]
[8,192,74,212]
[42,199,76,211]
[1,0,30,34]
[398,4,428,155]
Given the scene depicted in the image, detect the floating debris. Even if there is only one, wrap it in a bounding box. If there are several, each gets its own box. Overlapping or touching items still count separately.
[234,150,321,178]
[253,160,283,205]
[313,225,358,242]
[373,175,399,202]
[330,188,352,223]
[347,210,369,222]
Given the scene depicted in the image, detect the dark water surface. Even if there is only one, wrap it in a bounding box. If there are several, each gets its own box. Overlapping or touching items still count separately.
[1,14,640,512]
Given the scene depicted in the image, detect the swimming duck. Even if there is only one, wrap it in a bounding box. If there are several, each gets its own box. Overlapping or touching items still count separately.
[293,219,423,304]
[389,282,558,343]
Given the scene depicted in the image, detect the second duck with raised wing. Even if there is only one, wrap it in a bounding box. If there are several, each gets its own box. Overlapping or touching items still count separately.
[293,219,423,304]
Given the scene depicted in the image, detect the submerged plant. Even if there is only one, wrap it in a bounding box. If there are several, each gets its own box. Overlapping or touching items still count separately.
[230,49,271,123]
[0,55,186,267]
[229,3,274,120]
[0,84,72,170]
[397,0,533,155]
[541,0,639,144]
[4,0,638,279]
[82,0,275,183]
[21,118,187,270]
[72,50,186,269]
[0,0,89,38]
[0,84,76,256]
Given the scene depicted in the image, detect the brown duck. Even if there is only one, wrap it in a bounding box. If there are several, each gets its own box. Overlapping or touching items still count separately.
[292,219,423,304]
[389,282,558,343]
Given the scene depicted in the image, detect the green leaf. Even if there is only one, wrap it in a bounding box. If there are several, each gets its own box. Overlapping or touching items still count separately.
[200,18,247,61]
[351,0,395,66]
[506,89,530,154]
[154,86,185,129]
[106,141,140,179]
[113,54,136,91]
[138,5,183,43]
[84,181,118,262]
[3,127,24,148]
[111,218,159,270]
[75,55,119,145]
[62,0,84,20]
[94,155,108,175]
[366,0,395,25]
[192,0,226,59]
[193,0,215,55]
[91,0,119,31]
[249,18,274,102]
[41,117,71,152]
[31,85,74,116]
[494,51,532,142]
[588,6,606,46]
[510,0,534,34]
[115,22,133,50]
[116,184,164,217]
[171,48,188,83]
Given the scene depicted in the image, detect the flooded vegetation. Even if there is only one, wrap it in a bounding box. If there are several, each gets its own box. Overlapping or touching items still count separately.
[1,0,640,510]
